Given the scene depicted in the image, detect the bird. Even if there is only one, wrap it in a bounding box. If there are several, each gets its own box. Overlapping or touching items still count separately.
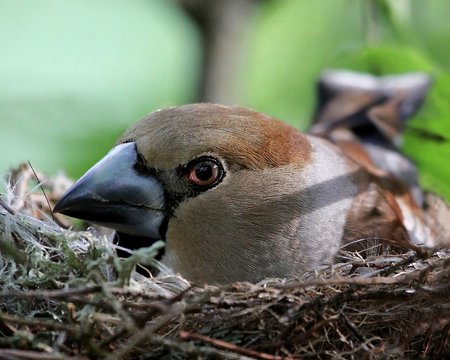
[54,71,448,284]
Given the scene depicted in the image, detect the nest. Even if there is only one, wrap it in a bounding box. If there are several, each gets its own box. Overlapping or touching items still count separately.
[0,164,449,360]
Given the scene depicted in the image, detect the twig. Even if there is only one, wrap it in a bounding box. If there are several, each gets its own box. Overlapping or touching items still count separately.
[179,330,291,360]
[341,312,372,349]
[0,311,79,333]
[335,337,383,357]
[0,286,102,300]
[279,274,409,290]
[279,257,448,290]
[0,349,87,360]
[104,289,216,360]
[364,252,422,277]
[104,305,184,360]
[98,286,193,350]
[90,271,137,331]
[146,335,256,360]
[27,161,55,222]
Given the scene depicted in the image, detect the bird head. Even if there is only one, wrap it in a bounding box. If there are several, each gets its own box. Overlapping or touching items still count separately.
[55,103,361,284]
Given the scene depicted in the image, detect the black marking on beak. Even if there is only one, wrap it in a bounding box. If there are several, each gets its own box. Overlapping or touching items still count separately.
[54,142,167,241]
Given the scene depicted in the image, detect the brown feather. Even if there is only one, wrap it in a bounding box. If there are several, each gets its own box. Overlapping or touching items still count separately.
[119,103,312,171]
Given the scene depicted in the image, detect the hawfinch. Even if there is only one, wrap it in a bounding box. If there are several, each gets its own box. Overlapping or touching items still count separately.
[55,71,447,284]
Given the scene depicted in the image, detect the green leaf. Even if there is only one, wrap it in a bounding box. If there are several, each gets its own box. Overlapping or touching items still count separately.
[239,0,366,128]
[0,0,201,178]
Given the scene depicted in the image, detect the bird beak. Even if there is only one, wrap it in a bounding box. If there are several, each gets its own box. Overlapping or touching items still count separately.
[54,142,166,240]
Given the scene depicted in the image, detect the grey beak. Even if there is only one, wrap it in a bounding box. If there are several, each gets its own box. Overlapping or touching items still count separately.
[54,142,166,240]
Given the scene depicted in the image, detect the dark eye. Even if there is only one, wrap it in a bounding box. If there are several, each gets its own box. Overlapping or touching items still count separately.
[187,158,223,187]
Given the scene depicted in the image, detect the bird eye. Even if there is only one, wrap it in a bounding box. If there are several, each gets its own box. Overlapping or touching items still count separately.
[187,158,223,187]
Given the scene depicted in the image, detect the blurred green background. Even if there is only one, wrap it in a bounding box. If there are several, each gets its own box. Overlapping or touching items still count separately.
[1,0,449,198]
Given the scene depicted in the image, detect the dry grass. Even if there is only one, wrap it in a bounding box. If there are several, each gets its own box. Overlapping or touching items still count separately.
[0,164,449,360]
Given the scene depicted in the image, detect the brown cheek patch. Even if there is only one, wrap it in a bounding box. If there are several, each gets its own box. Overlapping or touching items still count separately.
[217,114,312,170]
[261,119,312,168]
